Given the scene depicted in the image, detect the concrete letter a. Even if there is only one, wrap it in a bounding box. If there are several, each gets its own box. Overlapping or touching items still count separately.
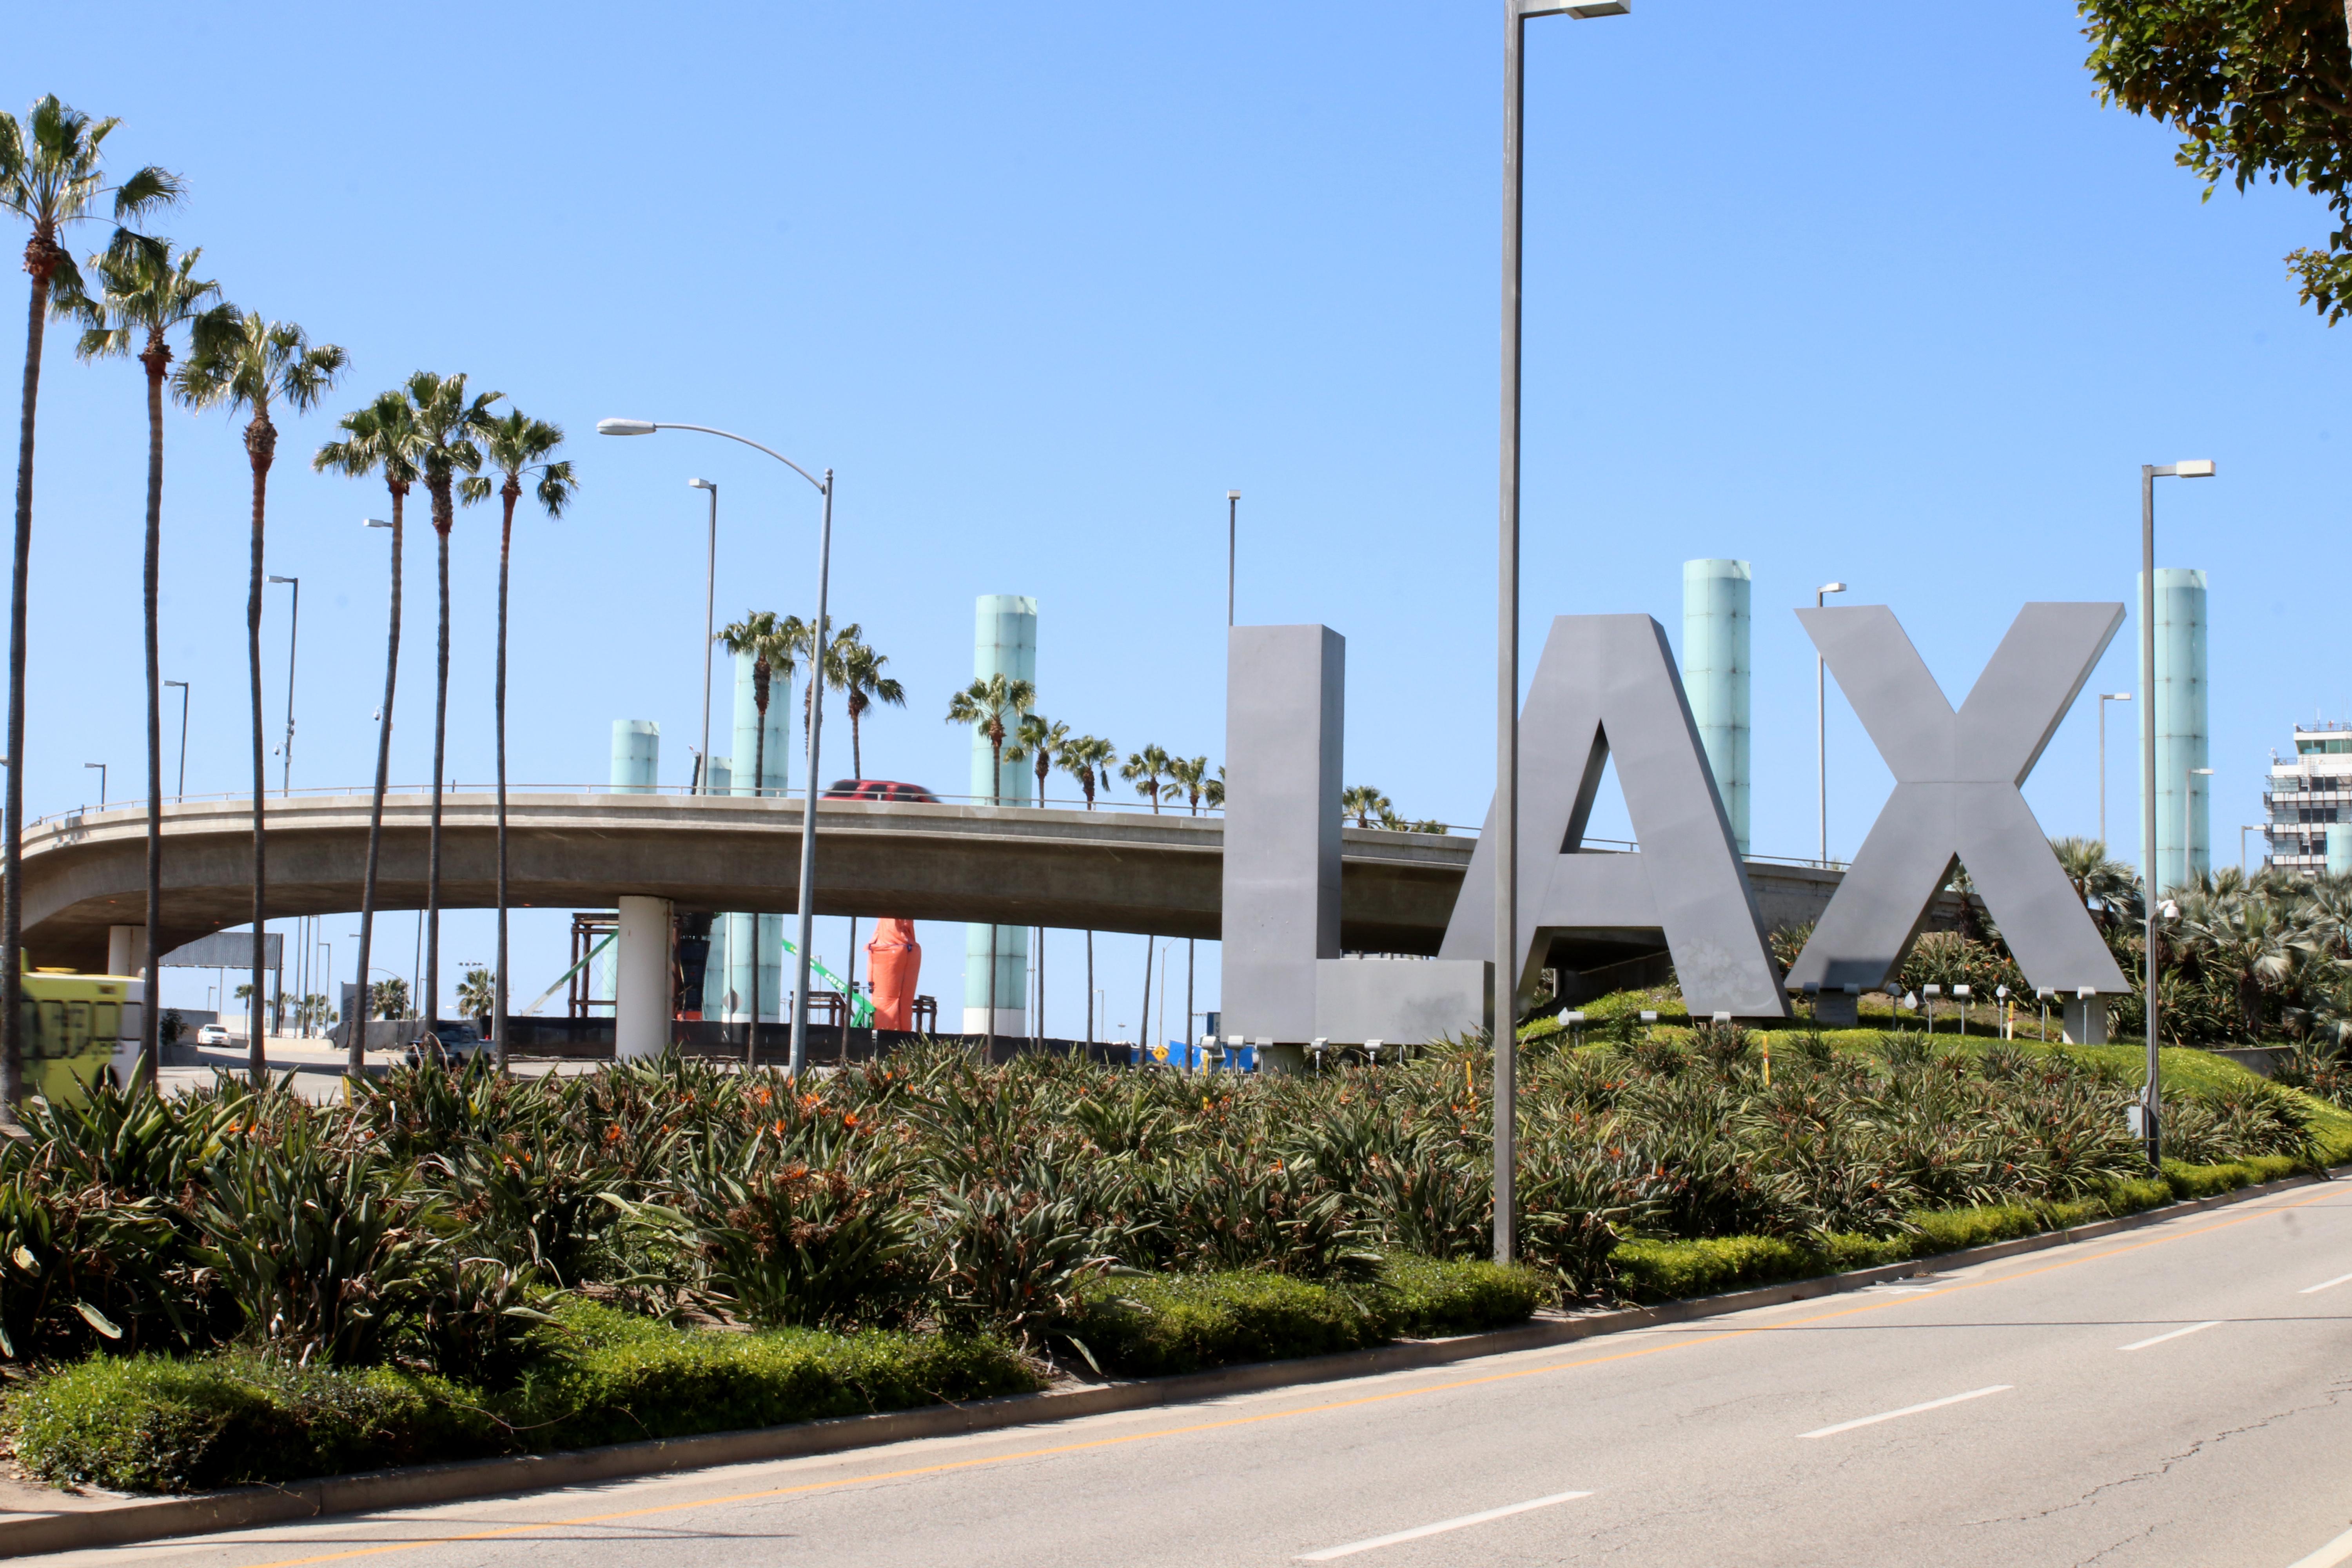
[1439,615,1786,1018]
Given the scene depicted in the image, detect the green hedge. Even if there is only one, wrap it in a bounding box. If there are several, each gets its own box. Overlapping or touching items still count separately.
[5,1354,498,1495]
[1067,1257,1544,1379]
[508,1304,1034,1452]
[7,1303,1037,1495]
[1608,1160,2309,1305]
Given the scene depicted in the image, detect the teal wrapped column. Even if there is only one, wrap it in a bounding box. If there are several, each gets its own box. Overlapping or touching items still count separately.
[610,720,659,793]
[2138,568,2209,893]
[1681,560,1751,853]
[966,594,1035,1035]
[726,650,789,1023]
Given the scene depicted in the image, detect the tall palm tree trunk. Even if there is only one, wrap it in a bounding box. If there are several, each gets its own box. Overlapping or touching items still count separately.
[243,411,276,1083]
[493,488,516,1072]
[138,342,167,1085]
[986,740,1002,1059]
[425,521,448,1039]
[348,496,402,1078]
[2,234,62,1113]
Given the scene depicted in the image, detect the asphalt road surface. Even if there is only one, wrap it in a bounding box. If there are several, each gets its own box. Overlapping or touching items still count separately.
[24,1180,2352,1568]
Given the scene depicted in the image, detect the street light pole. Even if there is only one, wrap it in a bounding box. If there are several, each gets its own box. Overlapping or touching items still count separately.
[163,681,189,797]
[1815,581,1847,865]
[688,478,718,794]
[1225,490,1239,628]
[600,418,834,1076]
[83,762,104,808]
[1495,0,1629,1267]
[2098,691,2131,848]
[2140,459,2214,1171]
[267,575,299,796]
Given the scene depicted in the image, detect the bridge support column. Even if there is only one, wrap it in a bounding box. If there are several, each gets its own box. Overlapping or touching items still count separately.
[106,924,147,979]
[615,896,673,1060]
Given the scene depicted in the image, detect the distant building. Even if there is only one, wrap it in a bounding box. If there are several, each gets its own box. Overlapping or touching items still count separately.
[2263,721,2352,876]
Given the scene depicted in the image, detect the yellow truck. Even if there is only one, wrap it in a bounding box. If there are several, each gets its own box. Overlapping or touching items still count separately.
[20,965,141,1104]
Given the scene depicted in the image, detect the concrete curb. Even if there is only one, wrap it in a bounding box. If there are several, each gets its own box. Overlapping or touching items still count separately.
[2,1164,2336,1561]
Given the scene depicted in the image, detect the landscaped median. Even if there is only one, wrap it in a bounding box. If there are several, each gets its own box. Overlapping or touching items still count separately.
[3,1026,2344,1503]
[4,1261,1541,1495]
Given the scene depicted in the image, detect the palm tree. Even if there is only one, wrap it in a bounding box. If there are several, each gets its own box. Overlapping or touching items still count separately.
[2182,895,2315,1040]
[404,372,501,1040]
[1008,715,1070,808]
[0,96,177,1113]
[368,976,410,1022]
[461,410,574,1073]
[946,673,1037,1053]
[1343,784,1391,828]
[1057,734,1114,1043]
[456,967,496,1025]
[176,309,344,1084]
[1058,735,1114,810]
[1122,744,1173,813]
[314,389,426,1078]
[65,231,214,1087]
[719,611,797,1063]
[2051,836,2137,932]
[795,617,852,748]
[837,635,905,780]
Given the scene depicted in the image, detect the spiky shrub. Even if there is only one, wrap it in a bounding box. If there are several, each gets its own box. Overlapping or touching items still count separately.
[0,1176,185,1360]
[188,1118,434,1366]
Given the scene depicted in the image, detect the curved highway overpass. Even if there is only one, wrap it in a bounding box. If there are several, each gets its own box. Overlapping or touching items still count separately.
[17,789,1852,976]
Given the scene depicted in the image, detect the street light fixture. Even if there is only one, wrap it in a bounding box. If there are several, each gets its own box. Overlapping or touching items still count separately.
[2097,691,2130,847]
[83,762,105,808]
[266,575,299,796]
[600,417,835,1077]
[687,479,719,795]
[1494,0,1632,1266]
[2139,458,2215,1171]
[1815,581,1847,865]
[163,680,190,797]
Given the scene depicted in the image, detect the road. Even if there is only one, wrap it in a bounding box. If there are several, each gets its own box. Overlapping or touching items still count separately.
[20,1180,2352,1568]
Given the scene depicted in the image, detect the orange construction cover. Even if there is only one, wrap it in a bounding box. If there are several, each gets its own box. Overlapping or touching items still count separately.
[865,918,921,1031]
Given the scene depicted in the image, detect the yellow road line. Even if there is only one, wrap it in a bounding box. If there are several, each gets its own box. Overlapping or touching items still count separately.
[229,1181,2343,1568]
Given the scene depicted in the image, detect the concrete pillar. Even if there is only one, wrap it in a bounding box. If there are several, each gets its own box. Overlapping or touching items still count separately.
[106,924,147,980]
[2061,994,2108,1045]
[592,726,662,1011]
[1813,986,1860,1029]
[965,594,1036,1034]
[2138,568,2208,894]
[615,895,673,1060]
[1682,560,1751,853]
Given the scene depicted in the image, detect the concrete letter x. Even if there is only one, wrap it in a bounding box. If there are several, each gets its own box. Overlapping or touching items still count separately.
[1784,603,2130,998]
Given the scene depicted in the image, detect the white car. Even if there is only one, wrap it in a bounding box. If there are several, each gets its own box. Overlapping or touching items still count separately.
[195,1023,230,1046]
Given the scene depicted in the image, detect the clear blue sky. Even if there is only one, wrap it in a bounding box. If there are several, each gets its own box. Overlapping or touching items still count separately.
[7,3,2332,1031]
